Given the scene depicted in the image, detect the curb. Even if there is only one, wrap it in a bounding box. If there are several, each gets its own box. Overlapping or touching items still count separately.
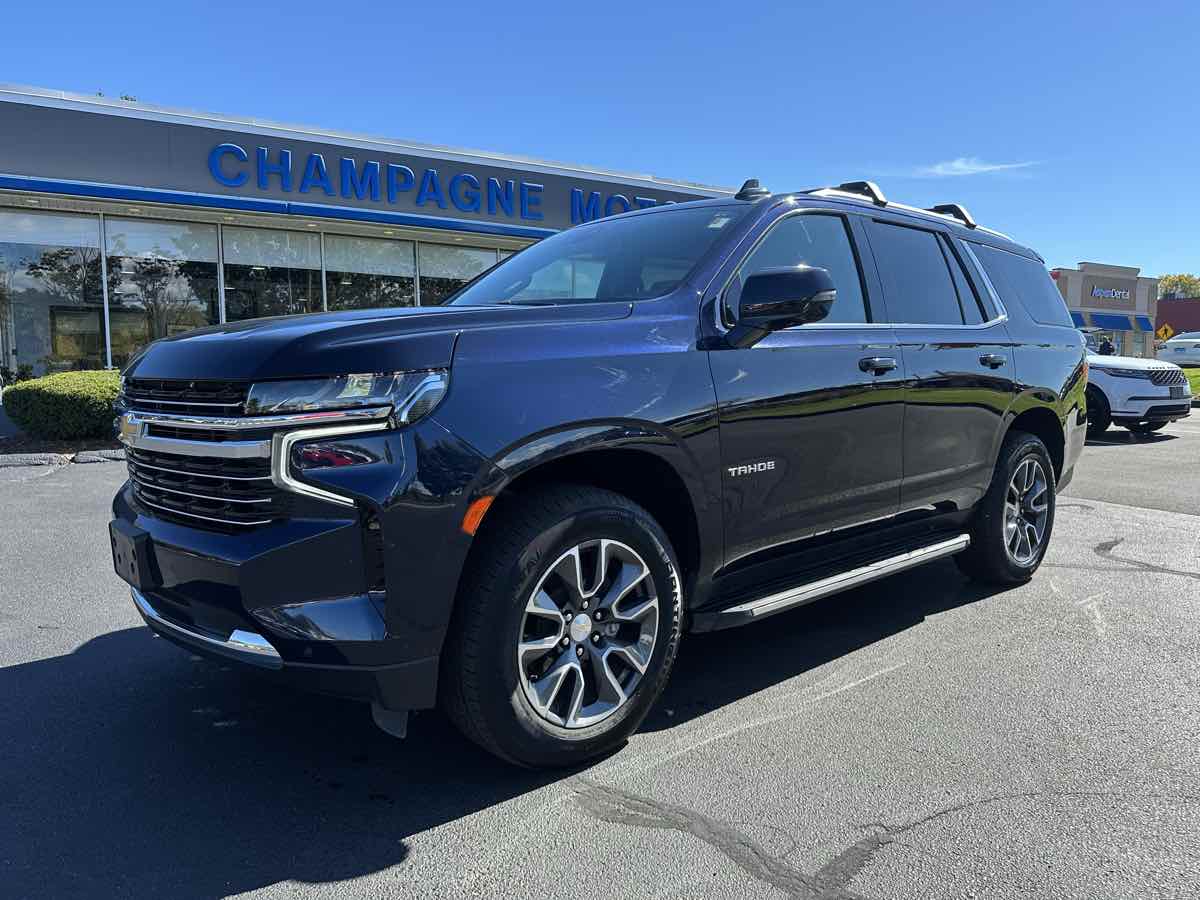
[75,449,126,464]
[0,452,70,468]
[0,448,124,468]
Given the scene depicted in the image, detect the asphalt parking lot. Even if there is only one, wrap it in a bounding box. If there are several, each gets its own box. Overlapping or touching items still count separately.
[2,419,1198,899]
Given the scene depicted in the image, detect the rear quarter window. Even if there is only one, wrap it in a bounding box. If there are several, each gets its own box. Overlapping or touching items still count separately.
[971,244,1074,327]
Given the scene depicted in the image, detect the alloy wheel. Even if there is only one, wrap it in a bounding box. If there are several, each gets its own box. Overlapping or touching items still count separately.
[1003,458,1049,565]
[517,539,659,729]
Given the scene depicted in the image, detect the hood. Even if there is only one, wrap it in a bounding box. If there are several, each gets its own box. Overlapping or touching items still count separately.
[126,302,632,381]
[1087,353,1181,372]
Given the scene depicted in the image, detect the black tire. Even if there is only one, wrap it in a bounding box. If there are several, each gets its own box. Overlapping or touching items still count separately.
[1085,385,1111,438]
[955,430,1057,585]
[1126,421,1167,434]
[439,484,682,768]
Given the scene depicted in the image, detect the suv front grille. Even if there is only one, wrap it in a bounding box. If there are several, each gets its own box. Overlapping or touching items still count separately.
[127,447,284,530]
[1149,368,1187,387]
[124,378,249,417]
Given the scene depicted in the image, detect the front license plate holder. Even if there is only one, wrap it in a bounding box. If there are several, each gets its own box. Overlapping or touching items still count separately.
[109,519,159,591]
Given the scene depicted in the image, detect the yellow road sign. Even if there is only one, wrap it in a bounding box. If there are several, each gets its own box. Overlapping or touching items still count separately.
[1157,323,1175,341]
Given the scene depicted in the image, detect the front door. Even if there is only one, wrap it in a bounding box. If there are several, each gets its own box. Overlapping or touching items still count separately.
[709,211,906,567]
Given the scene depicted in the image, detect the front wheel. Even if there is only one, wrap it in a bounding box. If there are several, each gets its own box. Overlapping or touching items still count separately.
[1086,386,1111,438]
[955,431,1057,585]
[440,484,682,768]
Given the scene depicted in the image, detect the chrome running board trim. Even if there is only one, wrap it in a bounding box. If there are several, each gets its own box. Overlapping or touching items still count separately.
[132,588,283,669]
[701,534,970,630]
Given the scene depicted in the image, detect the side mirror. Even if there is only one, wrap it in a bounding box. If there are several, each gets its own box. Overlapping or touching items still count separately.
[727,265,837,348]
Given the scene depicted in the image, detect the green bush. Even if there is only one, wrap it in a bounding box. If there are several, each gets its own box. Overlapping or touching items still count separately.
[2,370,121,440]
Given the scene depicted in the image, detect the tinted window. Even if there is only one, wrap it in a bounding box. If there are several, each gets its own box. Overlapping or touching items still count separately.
[726,214,868,324]
[972,244,1074,327]
[449,205,748,306]
[867,221,964,325]
[940,236,984,324]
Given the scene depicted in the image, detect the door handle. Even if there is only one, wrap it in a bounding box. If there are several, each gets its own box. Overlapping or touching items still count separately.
[979,353,1007,369]
[859,356,897,375]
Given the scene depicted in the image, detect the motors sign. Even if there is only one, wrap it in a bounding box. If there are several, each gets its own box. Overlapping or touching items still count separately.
[0,97,719,237]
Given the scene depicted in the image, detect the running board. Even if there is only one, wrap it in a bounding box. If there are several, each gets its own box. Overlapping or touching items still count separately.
[692,534,971,632]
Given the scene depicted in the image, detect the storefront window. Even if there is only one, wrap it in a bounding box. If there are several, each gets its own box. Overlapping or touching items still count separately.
[222,226,323,321]
[324,234,415,311]
[104,218,219,367]
[418,244,498,305]
[0,210,105,377]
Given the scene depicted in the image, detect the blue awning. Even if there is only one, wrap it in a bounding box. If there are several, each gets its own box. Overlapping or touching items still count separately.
[1070,311,1086,327]
[1134,315,1154,331]
[1090,313,1134,331]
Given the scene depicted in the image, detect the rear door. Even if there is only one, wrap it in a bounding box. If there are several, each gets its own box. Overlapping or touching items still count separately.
[709,210,906,566]
[860,218,1017,513]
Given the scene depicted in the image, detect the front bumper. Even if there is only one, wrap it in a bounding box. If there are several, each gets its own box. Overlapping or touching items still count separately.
[131,586,441,709]
[111,411,501,711]
[1110,397,1192,423]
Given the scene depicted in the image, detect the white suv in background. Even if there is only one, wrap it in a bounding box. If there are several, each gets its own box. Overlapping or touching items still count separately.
[1082,332,1193,436]
[1158,331,1200,366]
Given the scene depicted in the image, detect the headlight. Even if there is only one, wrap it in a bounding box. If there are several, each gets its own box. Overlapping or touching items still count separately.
[1090,366,1149,379]
[245,370,449,423]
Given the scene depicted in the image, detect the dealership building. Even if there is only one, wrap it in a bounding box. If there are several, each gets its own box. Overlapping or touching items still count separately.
[0,85,724,378]
[1051,261,1159,357]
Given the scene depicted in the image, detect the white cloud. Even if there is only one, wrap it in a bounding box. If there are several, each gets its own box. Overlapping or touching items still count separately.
[912,156,1039,178]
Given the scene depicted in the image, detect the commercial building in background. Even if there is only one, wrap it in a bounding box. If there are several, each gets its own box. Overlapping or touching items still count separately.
[1051,262,1159,357]
[1156,296,1200,339]
[0,85,726,378]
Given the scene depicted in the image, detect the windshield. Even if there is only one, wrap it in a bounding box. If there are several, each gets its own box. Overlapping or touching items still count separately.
[447,205,748,306]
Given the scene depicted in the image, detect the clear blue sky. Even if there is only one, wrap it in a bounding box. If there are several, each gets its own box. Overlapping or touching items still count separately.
[3,0,1196,276]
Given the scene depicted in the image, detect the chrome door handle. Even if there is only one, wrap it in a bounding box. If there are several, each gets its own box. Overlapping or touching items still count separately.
[859,356,897,375]
[979,353,1007,369]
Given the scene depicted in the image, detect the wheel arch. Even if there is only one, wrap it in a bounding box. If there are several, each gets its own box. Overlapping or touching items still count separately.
[1004,403,1066,480]
[457,426,714,619]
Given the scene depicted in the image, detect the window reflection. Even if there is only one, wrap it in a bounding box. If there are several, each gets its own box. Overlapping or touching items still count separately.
[0,210,105,377]
[223,226,323,321]
[325,234,415,311]
[418,244,498,305]
[104,218,219,367]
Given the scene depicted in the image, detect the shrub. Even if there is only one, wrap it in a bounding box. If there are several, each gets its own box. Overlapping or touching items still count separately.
[2,370,121,440]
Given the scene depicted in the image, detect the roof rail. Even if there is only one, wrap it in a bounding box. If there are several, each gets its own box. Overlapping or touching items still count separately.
[927,203,977,229]
[835,180,888,206]
[735,178,771,200]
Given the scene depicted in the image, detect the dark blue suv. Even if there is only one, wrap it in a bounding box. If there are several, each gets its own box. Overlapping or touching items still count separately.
[109,180,1086,767]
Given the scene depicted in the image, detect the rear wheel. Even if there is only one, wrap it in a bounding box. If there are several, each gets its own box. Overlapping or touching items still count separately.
[955,431,1056,585]
[1085,386,1111,438]
[1126,421,1167,434]
[440,484,682,768]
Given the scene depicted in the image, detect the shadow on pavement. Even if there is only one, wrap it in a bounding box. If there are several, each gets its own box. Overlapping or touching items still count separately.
[0,629,557,898]
[1085,432,1178,447]
[644,558,1003,731]
[0,559,1003,897]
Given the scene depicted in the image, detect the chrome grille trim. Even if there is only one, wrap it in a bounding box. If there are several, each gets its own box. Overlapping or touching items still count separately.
[123,407,391,432]
[118,405,393,529]
[133,494,275,528]
[129,478,273,505]
[127,458,273,482]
